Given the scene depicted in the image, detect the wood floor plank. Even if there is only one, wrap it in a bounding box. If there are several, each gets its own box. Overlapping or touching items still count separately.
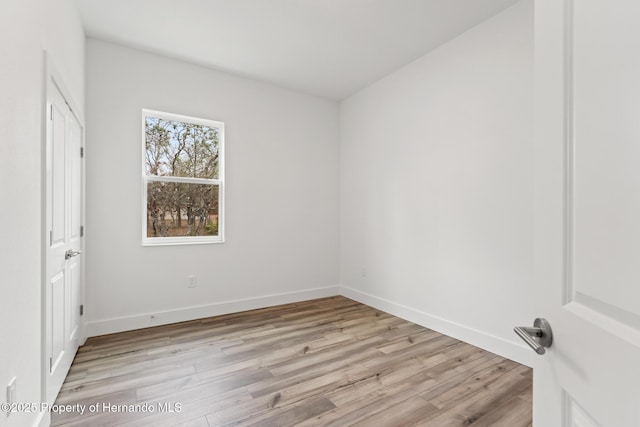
[425,359,521,409]
[51,296,532,426]
[174,416,210,427]
[56,364,197,405]
[418,370,533,426]
[351,396,439,427]
[235,395,337,427]
[470,396,533,427]
[301,374,441,427]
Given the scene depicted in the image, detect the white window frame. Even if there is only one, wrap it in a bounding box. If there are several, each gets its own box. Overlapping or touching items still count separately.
[141,109,225,246]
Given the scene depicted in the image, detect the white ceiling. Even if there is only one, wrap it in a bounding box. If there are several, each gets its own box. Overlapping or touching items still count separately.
[75,0,519,100]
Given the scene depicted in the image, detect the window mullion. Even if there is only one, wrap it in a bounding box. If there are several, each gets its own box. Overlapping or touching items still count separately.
[146,175,220,185]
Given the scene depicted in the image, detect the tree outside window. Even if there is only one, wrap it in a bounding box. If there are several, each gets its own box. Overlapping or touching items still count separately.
[142,110,224,245]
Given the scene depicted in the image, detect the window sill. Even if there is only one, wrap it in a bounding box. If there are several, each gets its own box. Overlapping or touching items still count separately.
[142,236,225,247]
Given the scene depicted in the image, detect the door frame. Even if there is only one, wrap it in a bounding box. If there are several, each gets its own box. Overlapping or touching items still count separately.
[40,50,87,412]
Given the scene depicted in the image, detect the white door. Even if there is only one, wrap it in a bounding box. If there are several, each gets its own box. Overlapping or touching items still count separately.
[45,76,84,405]
[532,0,640,426]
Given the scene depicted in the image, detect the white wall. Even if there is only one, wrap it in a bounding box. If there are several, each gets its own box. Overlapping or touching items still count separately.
[42,0,86,113]
[0,3,45,426]
[85,40,339,335]
[0,1,84,426]
[339,1,535,365]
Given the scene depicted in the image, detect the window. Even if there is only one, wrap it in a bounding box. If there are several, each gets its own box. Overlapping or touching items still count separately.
[142,109,224,245]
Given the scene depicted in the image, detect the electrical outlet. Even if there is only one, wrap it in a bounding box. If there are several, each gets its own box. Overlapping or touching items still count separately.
[6,377,16,416]
[188,275,197,288]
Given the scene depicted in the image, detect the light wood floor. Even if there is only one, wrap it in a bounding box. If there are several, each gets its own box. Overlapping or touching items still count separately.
[52,296,532,426]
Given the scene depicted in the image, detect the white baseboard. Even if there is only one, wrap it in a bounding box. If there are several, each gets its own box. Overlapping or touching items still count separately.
[339,286,535,367]
[86,286,340,337]
[85,284,534,367]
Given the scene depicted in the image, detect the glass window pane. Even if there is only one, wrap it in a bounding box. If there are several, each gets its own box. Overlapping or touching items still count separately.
[146,182,219,237]
[145,117,220,179]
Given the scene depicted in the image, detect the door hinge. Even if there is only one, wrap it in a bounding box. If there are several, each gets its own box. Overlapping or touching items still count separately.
[49,230,53,246]
[49,357,53,372]
[80,304,84,316]
[50,104,53,120]
[80,147,84,158]
[80,225,84,237]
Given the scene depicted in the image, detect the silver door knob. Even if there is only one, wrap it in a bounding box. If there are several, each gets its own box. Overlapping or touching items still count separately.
[65,249,82,260]
[514,318,553,355]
